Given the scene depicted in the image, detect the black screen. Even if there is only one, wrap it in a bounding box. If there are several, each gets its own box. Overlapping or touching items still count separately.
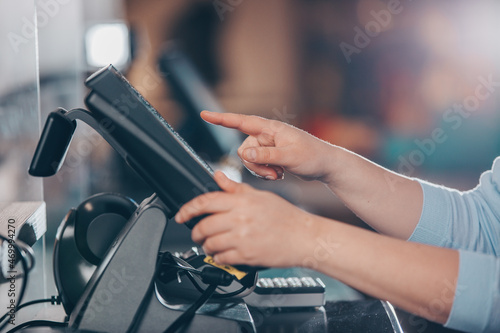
[84,65,221,227]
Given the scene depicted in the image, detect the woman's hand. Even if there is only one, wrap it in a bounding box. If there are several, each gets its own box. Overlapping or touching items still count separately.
[201,111,335,182]
[175,171,318,267]
[200,110,423,240]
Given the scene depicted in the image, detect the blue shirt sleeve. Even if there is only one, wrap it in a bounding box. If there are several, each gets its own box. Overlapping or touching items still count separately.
[408,157,500,332]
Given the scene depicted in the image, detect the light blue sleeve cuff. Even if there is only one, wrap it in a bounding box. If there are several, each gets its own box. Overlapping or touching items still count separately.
[445,250,500,333]
[408,180,452,247]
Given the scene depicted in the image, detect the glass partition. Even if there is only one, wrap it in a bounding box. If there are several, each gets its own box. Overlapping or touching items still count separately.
[0,0,47,324]
[0,2,43,202]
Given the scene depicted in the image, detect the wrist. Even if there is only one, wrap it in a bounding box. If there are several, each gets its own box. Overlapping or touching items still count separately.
[318,144,344,187]
[292,214,337,269]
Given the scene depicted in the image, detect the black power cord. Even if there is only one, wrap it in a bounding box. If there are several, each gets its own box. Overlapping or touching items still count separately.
[127,252,236,333]
[168,254,249,299]
[0,236,33,332]
[0,296,61,324]
[5,320,67,333]
[184,271,248,299]
[163,283,218,333]
[0,236,66,333]
[160,252,249,333]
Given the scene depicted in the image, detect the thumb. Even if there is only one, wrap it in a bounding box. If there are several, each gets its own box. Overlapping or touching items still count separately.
[241,146,288,166]
[214,171,247,193]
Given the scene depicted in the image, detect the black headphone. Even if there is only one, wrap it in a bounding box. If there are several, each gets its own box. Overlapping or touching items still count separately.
[53,192,138,314]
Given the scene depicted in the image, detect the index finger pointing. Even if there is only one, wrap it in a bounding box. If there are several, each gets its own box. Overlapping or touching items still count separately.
[200,110,272,136]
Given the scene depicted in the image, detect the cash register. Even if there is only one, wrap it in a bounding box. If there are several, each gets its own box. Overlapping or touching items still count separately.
[24,64,326,333]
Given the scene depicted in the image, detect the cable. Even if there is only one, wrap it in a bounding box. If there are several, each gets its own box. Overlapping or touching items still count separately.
[5,320,67,333]
[15,241,35,272]
[2,239,35,273]
[212,285,248,299]
[159,252,243,332]
[162,258,251,332]
[163,284,217,333]
[0,236,32,332]
[171,256,202,276]
[169,254,250,298]
[184,272,248,299]
[0,296,61,324]
[184,271,206,294]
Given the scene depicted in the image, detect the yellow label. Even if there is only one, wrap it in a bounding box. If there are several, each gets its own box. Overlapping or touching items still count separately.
[203,256,248,280]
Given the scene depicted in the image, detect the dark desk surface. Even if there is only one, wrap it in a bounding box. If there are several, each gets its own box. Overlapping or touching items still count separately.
[5,264,463,333]
[251,300,392,333]
[7,297,463,333]
[252,300,464,333]
[255,268,464,333]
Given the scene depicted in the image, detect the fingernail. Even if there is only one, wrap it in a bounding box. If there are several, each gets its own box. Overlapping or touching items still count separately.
[174,213,181,223]
[215,171,227,182]
[245,149,257,161]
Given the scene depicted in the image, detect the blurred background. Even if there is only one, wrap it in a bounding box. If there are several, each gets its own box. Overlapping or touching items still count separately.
[1,0,500,329]
[32,0,500,228]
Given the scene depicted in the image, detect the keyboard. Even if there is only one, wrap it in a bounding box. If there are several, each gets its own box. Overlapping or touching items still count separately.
[244,276,326,308]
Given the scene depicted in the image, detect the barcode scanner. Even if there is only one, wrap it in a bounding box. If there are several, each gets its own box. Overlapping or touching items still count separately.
[28,108,76,177]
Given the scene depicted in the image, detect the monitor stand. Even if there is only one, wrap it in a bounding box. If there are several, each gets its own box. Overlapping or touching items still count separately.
[67,194,255,333]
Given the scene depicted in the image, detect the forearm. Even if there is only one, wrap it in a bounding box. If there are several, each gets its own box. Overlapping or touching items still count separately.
[322,145,423,239]
[300,216,459,324]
